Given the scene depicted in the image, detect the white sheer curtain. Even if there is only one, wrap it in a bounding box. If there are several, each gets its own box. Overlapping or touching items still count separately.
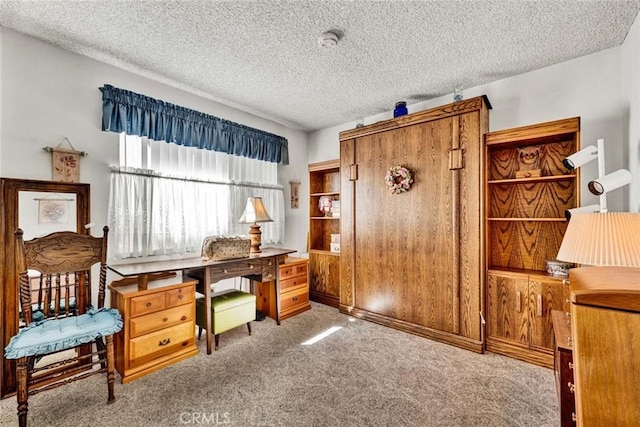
[109,135,284,260]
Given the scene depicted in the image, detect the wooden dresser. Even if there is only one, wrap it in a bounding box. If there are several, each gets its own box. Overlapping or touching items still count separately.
[569,267,640,426]
[551,310,576,426]
[109,279,199,383]
[256,257,310,321]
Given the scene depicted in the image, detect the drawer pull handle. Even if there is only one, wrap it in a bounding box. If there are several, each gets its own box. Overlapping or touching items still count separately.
[249,264,254,269]
[568,362,573,370]
[268,261,273,266]
[178,295,184,300]
[223,268,228,274]
[293,296,298,301]
[563,279,570,286]
[568,382,575,393]
[181,315,187,321]
[159,338,171,347]
[571,413,577,422]
[146,302,152,308]
[163,317,168,322]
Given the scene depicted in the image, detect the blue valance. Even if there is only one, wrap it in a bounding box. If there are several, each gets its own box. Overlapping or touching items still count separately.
[99,84,289,164]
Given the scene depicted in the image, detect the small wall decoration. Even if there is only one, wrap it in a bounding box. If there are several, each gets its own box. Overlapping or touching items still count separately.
[37,198,71,224]
[289,177,300,208]
[515,145,542,178]
[43,137,88,183]
[384,165,414,194]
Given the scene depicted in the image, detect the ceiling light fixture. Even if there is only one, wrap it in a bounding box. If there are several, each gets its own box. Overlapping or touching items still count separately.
[318,31,339,49]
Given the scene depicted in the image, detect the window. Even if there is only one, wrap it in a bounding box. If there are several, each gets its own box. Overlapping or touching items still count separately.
[108,135,284,260]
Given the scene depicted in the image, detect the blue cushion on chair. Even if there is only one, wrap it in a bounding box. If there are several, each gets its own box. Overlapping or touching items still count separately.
[4,308,123,359]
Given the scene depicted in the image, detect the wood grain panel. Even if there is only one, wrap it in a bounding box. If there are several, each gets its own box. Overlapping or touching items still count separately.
[489,180,576,218]
[489,221,567,270]
[354,118,454,332]
[488,140,577,181]
[309,252,339,306]
[528,278,564,350]
[486,272,529,346]
[458,112,482,341]
[340,139,355,308]
[485,117,579,146]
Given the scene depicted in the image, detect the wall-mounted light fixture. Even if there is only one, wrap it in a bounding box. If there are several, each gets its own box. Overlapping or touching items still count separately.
[562,139,632,214]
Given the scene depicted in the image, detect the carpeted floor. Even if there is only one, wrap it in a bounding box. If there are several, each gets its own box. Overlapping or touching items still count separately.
[0,302,558,426]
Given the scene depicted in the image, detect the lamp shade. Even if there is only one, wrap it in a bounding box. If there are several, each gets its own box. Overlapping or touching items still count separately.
[238,197,273,224]
[556,212,640,267]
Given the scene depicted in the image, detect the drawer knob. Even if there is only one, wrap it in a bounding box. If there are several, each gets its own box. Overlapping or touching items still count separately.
[163,317,168,322]
[146,302,152,308]
[223,268,228,274]
[571,413,577,422]
[249,264,254,269]
[159,338,171,347]
[178,295,184,300]
[568,382,575,393]
[181,315,187,321]
[568,362,573,370]
[268,261,273,266]
[293,296,298,301]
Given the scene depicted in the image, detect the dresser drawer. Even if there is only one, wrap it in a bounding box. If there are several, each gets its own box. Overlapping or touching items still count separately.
[130,292,166,317]
[166,284,194,307]
[280,275,307,292]
[280,285,309,312]
[129,303,194,338]
[130,322,194,361]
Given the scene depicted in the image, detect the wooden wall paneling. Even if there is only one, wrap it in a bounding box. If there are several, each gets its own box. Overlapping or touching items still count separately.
[339,139,355,309]
[339,96,490,353]
[528,277,564,351]
[486,271,529,346]
[458,111,483,341]
[484,117,580,368]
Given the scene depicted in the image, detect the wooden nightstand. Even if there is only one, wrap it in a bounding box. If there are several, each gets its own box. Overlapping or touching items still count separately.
[256,257,310,320]
[109,278,199,383]
[551,310,576,426]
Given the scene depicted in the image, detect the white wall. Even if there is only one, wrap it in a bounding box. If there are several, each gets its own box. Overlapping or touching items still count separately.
[0,28,309,256]
[309,46,633,212]
[623,12,640,212]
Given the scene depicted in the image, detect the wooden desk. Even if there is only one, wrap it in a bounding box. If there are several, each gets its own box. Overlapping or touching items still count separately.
[108,247,295,354]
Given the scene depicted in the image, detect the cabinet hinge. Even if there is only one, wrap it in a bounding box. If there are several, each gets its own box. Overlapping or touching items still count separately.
[449,149,464,170]
[349,164,358,181]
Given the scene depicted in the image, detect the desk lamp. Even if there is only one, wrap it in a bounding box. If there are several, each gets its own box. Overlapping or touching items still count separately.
[238,197,273,254]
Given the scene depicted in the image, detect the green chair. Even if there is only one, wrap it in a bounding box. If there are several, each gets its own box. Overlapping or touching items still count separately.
[196,289,256,350]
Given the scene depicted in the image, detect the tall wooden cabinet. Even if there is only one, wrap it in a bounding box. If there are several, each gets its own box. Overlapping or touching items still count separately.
[308,160,340,307]
[339,96,490,353]
[485,117,580,367]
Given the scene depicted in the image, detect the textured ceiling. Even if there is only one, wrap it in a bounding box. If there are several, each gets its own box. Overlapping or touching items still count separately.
[1,1,639,131]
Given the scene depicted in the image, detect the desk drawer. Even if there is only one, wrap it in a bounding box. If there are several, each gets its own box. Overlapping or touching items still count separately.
[130,292,166,317]
[280,275,307,292]
[130,303,194,338]
[166,284,194,307]
[280,285,309,312]
[130,322,194,361]
[209,260,262,280]
[280,263,307,280]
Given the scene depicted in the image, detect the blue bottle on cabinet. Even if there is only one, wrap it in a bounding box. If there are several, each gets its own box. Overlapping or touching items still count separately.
[393,101,408,118]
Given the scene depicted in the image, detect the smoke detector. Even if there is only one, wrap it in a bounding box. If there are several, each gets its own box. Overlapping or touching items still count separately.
[318,31,339,49]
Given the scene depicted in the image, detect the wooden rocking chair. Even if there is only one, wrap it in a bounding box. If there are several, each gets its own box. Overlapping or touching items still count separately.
[3,227,122,427]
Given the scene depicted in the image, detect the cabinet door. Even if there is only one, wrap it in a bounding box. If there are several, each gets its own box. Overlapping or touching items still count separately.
[528,278,564,350]
[487,272,529,346]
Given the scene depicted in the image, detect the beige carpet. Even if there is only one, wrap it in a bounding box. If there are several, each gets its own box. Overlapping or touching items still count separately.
[0,302,558,426]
